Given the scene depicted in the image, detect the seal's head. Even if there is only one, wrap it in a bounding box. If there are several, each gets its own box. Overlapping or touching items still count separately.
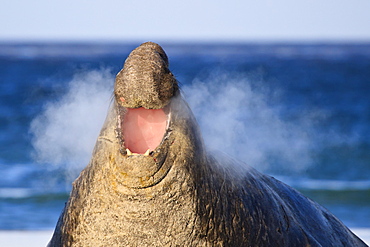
[107,42,189,189]
[114,41,178,109]
[113,42,179,158]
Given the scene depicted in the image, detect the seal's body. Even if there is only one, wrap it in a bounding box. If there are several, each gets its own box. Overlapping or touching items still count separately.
[48,42,367,246]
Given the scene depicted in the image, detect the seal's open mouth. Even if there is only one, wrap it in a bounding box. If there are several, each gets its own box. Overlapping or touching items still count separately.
[122,107,169,155]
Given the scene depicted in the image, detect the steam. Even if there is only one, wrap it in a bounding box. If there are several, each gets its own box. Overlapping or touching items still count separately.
[30,69,322,180]
[183,71,317,174]
[30,69,114,176]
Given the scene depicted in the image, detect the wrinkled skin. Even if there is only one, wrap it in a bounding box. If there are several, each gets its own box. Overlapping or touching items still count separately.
[48,42,367,247]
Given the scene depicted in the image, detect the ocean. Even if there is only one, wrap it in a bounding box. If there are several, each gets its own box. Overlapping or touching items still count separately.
[0,42,369,230]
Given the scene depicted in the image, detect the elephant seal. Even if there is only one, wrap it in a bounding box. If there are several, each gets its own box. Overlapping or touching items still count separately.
[48,42,367,246]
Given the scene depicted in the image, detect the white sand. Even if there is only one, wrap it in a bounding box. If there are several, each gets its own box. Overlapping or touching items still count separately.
[0,231,52,247]
[0,229,369,246]
[352,228,370,245]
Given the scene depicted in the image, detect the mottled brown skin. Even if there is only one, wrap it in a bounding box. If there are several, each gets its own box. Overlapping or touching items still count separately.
[48,42,367,246]
[114,42,178,109]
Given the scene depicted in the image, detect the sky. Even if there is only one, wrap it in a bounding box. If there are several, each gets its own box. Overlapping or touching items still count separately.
[1,0,370,42]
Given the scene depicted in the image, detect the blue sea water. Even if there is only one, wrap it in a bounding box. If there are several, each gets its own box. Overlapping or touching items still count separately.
[0,42,369,230]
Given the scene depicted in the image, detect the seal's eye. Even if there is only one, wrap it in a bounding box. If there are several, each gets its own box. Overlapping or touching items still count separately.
[122,108,168,154]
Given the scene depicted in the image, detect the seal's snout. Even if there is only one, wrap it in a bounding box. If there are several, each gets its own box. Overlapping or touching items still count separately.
[114,42,178,110]
[114,42,175,155]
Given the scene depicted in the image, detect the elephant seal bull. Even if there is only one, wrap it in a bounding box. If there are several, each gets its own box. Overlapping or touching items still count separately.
[48,42,367,246]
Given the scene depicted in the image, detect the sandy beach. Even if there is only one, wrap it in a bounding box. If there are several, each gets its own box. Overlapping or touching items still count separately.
[0,228,369,246]
[0,231,52,247]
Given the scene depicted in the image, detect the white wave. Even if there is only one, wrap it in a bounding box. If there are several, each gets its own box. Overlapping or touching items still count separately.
[0,188,36,199]
[277,176,370,191]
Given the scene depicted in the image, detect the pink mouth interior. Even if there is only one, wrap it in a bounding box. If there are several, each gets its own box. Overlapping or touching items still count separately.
[123,107,167,154]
